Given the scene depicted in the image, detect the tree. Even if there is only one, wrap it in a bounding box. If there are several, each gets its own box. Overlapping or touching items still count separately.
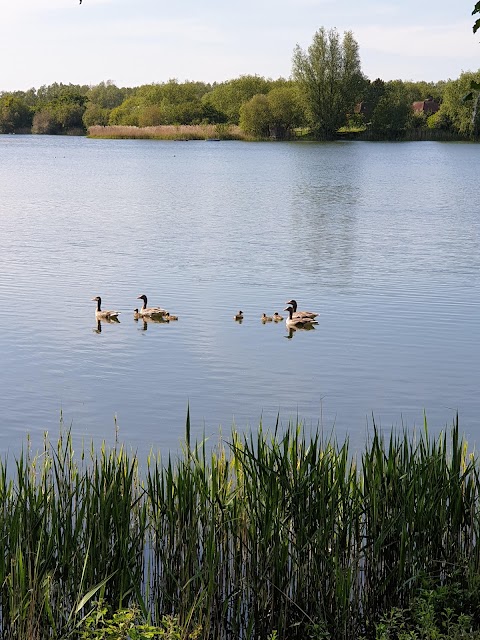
[86,81,129,109]
[239,94,271,138]
[0,93,32,132]
[292,27,366,138]
[202,75,274,124]
[441,71,480,137]
[369,81,412,138]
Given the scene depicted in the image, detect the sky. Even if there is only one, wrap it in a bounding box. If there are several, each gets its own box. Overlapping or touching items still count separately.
[0,0,479,92]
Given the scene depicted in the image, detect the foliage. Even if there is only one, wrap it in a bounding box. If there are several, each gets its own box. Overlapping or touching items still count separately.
[370,80,413,138]
[0,419,480,639]
[31,87,88,133]
[239,93,271,137]
[83,104,111,128]
[201,74,275,124]
[473,1,480,34]
[239,84,304,138]
[292,27,366,138]
[76,601,202,639]
[86,81,130,110]
[0,93,33,132]
[439,70,480,137]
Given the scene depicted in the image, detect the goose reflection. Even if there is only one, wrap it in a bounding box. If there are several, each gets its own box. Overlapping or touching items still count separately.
[134,310,170,331]
[284,323,316,339]
[93,316,120,334]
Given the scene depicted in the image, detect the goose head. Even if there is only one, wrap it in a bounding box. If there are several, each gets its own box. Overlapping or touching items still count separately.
[285,299,298,312]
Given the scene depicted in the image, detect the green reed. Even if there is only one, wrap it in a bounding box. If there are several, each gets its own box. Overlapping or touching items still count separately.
[0,417,479,639]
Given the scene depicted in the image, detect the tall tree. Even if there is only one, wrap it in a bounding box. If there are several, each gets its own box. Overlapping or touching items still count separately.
[292,27,365,138]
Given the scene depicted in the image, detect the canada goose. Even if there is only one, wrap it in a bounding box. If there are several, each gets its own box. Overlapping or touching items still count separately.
[285,299,318,320]
[165,313,178,321]
[261,313,273,323]
[134,309,169,323]
[284,306,317,329]
[136,295,168,317]
[273,312,284,322]
[92,296,120,321]
[234,311,244,321]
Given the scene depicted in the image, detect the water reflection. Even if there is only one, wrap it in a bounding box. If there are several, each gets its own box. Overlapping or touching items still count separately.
[93,317,120,334]
[134,315,170,331]
[285,324,316,339]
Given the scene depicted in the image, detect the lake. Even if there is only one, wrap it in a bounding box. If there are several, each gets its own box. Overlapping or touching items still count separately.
[0,135,479,458]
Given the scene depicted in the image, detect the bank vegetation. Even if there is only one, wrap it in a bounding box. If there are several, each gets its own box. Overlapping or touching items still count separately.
[1,27,480,143]
[1,418,480,639]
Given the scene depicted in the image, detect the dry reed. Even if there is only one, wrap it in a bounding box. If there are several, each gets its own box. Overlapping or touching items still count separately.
[87,124,246,141]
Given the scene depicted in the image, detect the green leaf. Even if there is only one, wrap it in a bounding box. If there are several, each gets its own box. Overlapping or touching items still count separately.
[75,571,118,613]
[474,17,480,33]
[473,1,480,15]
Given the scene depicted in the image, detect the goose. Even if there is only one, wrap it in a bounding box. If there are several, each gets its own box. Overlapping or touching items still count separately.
[234,311,244,321]
[273,312,284,322]
[285,299,318,320]
[284,306,317,329]
[165,313,178,321]
[134,309,169,323]
[261,313,273,323]
[136,295,168,318]
[92,296,120,321]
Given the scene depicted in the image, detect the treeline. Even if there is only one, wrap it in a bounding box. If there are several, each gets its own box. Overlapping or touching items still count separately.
[1,27,479,140]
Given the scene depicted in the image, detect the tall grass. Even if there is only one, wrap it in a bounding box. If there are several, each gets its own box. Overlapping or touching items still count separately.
[0,417,479,639]
[87,124,246,140]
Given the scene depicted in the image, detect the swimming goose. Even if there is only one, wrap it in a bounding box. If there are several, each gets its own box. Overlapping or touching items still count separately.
[273,312,284,322]
[284,306,317,329]
[234,311,244,321]
[261,313,273,323]
[285,299,318,320]
[165,313,178,321]
[134,309,169,323]
[92,296,120,321]
[136,295,168,317]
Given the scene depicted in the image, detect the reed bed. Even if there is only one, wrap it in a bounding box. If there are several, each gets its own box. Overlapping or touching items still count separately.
[0,418,479,639]
[87,124,246,140]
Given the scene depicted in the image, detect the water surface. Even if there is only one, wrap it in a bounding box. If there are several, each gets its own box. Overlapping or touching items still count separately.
[0,136,479,457]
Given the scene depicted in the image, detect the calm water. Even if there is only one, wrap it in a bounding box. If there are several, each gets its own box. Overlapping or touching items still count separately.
[0,135,479,457]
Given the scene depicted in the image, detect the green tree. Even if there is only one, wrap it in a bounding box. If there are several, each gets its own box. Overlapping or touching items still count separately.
[32,91,87,133]
[108,96,140,126]
[0,93,32,132]
[239,85,304,139]
[370,81,412,138]
[86,81,129,109]
[239,94,272,137]
[82,103,110,128]
[440,71,480,137]
[267,85,304,137]
[202,75,274,124]
[292,27,366,138]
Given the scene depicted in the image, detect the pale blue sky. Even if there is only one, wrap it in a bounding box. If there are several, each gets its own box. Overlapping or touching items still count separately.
[1,0,478,91]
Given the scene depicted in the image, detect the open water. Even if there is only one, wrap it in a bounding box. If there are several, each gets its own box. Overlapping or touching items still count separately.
[0,135,479,457]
